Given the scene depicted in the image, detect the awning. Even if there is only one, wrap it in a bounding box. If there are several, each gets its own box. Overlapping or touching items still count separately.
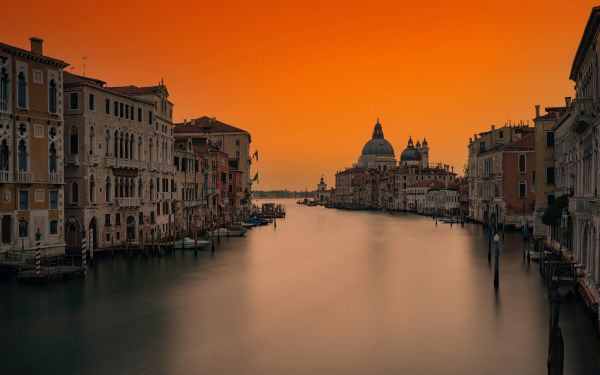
[542,195,569,226]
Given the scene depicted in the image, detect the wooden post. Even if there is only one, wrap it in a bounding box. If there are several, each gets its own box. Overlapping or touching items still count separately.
[89,228,94,262]
[493,232,500,289]
[194,224,198,256]
[35,229,41,276]
[81,228,87,275]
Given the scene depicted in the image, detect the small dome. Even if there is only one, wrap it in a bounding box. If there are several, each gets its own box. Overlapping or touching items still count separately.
[400,147,421,161]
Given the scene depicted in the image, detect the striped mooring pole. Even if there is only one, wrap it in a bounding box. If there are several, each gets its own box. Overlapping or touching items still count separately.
[81,228,87,274]
[35,229,41,276]
[89,228,94,261]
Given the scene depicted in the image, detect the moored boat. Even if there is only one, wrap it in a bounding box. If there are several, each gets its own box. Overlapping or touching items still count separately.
[216,226,247,237]
[172,237,211,250]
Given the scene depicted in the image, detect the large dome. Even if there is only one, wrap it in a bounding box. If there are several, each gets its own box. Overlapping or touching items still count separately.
[361,120,395,156]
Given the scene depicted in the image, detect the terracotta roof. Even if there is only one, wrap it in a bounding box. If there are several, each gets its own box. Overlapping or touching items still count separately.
[63,71,106,86]
[536,107,567,121]
[0,42,68,68]
[174,116,248,134]
[106,84,169,97]
[498,133,535,151]
[336,167,368,175]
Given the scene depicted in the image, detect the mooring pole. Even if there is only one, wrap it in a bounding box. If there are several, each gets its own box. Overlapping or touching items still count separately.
[81,228,87,275]
[35,229,41,277]
[493,232,500,289]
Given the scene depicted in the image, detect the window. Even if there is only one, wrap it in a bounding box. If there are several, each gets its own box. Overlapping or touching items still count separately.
[546,131,555,147]
[18,220,28,238]
[18,140,27,171]
[49,79,57,113]
[105,214,111,226]
[50,191,58,209]
[89,94,95,111]
[18,72,27,108]
[71,182,79,203]
[519,181,526,198]
[105,177,112,202]
[19,190,28,210]
[518,154,526,173]
[148,111,153,125]
[105,98,110,114]
[498,130,503,139]
[0,69,8,108]
[236,139,240,146]
[479,142,485,153]
[0,140,9,171]
[35,189,44,202]
[2,215,11,244]
[547,194,555,207]
[139,212,144,224]
[116,213,121,226]
[49,220,58,235]
[125,104,129,119]
[546,167,555,184]
[70,92,79,110]
[137,108,142,122]
[119,103,124,117]
[49,143,57,172]
[89,175,96,203]
[114,101,118,116]
[70,126,79,154]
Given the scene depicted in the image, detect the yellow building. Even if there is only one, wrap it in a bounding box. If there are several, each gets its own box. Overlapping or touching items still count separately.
[0,38,68,255]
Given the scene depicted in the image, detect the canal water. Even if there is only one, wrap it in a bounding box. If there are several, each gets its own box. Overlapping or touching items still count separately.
[1,199,599,374]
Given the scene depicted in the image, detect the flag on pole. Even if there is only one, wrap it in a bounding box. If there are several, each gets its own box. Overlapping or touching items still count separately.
[252,149,259,161]
[252,172,259,184]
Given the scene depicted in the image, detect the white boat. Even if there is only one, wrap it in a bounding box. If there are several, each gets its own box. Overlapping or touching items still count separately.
[172,237,211,250]
[215,226,247,237]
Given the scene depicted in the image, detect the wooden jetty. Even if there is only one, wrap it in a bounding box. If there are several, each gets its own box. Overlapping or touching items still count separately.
[1,252,86,283]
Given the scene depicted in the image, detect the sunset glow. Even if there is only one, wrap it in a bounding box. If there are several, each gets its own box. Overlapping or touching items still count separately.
[2,0,595,189]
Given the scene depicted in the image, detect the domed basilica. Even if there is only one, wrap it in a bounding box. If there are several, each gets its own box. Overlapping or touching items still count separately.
[357,119,429,171]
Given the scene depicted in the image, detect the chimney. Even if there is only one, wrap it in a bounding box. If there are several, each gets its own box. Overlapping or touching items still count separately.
[491,125,495,131]
[535,104,540,118]
[30,37,43,55]
[565,97,572,107]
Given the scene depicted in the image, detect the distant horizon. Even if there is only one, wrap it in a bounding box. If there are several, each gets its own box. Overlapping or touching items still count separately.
[3,0,597,190]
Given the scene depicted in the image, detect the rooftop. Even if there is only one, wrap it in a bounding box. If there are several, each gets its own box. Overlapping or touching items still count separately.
[174,116,249,135]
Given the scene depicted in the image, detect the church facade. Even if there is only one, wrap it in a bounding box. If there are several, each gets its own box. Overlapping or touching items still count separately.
[335,119,455,210]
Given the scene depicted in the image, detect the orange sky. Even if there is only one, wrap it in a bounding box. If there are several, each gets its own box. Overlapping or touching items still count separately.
[1,1,596,189]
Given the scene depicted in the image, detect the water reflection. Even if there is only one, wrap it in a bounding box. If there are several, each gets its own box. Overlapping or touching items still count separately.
[0,199,599,374]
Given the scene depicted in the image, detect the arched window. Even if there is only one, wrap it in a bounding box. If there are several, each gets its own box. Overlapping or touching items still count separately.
[48,79,57,113]
[518,154,526,173]
[138,177,143,198]
[18,140,27,171]
[71,181,79,203]
[130,135,134,159]
[138,136,142,161]
[113,130,118,157]
[119,132,124,158]
[17,72,26,108]
[89,127,95,155]
[114,177,119,198]
[49,143,57,173]
[0,140,9,171]
[89,175,96,203]
[125,134,130,159]
[149,138,153,162]
[1,69,9,107]
[70,126,79,155]
[150,179,155,201]
[105,176,111,202]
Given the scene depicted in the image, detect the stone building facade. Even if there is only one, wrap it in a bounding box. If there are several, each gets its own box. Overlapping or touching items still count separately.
[63,72,175,251]
[0,38,68,255]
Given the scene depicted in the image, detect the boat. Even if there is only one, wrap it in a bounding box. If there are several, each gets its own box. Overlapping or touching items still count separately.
[528,250,553,261]
[216,226,247,237]
[172,237,211,250]
[242,217,269,227]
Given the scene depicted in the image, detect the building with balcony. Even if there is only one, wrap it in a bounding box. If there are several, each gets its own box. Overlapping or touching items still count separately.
[63,72,175,251]
[0,38,68,256]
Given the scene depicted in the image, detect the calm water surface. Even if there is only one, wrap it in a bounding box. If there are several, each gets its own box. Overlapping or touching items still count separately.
[1,199,600,374]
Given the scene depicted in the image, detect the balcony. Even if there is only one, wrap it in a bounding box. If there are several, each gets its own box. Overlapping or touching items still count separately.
[569,197,591,216]
[0,99,7,111]
[116,197,141,207]
[104,156,116,167]
[49,173,63,185]
[114,159,140,169]
[17,171,34,184]
[88,154,102,165]
[65,155,80,166]
[150,162,160,171]
[0,170,9,183]
[571,99,597,134]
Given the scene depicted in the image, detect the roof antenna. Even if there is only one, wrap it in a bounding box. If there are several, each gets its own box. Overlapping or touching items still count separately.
[82,56,87,76]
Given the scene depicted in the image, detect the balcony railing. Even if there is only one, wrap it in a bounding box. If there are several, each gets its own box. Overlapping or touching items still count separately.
[0,170,9,183]
[116,197,141,207]
[569,197,591,215]
[49,173,63,185]
[104,156,115,167]
[65,155,80,166]
[150,162,160,171]
[0,99,7,111]
[571,99,598,134]
[88,154,102,165]
[114,159,140,169]
[17,171,34,184]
